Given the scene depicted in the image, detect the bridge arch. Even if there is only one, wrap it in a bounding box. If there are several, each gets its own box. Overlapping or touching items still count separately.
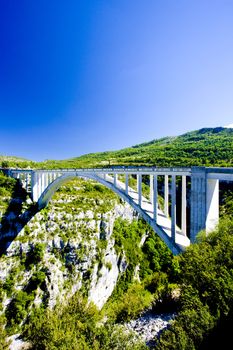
[37,172,183,255]
[10,166,227,255]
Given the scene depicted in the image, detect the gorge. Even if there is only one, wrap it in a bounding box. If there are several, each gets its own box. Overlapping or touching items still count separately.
[0,127,233,349]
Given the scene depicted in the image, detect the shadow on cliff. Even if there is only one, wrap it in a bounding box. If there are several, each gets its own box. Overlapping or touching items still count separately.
[0,179,39,256]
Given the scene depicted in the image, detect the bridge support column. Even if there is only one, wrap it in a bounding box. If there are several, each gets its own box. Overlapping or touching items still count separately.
[164,175,169,216]
[137,174,142,206]
[29,173,32,192]
[49,172,53,184]
[153,175,158,221]
[31,172,39,202]
[114,173,118,187]
[41,173,45,195]
[125,174,129,194]
[206,179,219,233]
[25,173,29,192]
[150,175,153,203]
[181,175,187,235]
[38,173,42,196]
[190,168,206,243]
[45,173,49,188]
[171,175,176,242]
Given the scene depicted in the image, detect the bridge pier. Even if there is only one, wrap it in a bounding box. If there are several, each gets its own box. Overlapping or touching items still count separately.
[164,175,169,216]
[125,174,129,194]
[114,173,118,187]
[153,175,158,221]
[149,175,153,203]
[171,175,176,242]
[45,173,49,188]
[41,173,45,195]
[181,175,187,235]
[137,174,142,206]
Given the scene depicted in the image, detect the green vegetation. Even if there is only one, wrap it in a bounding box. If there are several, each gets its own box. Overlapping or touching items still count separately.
[0,171,17,216]
[0,315,9,349]
[106,283,153,323]
[25,243,45,268]
[156,218,233,349]
[23,292,147,350]
[0,172,15,197]
[6,290,34,331]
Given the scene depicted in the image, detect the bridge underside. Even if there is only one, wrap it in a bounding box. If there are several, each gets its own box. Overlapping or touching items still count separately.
[36,173,189,255]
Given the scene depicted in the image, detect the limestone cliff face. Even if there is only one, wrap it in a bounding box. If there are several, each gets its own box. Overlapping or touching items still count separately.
[88,205,131,308]
[0,185,136,312]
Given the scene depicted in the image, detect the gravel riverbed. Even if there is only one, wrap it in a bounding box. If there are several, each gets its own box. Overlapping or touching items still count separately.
[125,311,176,347]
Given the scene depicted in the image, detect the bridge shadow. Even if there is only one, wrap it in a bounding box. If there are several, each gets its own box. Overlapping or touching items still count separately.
[0,179,38,256]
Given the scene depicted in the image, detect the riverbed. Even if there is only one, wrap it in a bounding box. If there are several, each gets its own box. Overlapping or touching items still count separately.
[125,311,176,347]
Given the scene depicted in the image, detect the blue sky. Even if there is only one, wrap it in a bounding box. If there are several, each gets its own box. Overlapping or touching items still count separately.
[0,0,233,161]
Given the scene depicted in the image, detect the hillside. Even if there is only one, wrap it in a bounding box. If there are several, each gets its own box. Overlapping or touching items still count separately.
[1,127,233,169]
[44,127,233,168]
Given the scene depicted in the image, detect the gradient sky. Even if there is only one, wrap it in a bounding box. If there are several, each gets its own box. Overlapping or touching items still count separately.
[0,0,233,161]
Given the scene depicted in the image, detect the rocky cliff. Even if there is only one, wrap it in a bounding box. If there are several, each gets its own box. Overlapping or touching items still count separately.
[0,178,139,318]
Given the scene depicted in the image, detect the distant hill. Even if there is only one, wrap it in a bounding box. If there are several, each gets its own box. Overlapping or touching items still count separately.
[0,155,30,162]
[42,126,233,168]
[0,155,34,168]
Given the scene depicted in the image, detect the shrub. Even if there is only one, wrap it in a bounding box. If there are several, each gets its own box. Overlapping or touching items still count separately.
[6,291,34,330]
[25,243,45,268]
[107,283,153,322]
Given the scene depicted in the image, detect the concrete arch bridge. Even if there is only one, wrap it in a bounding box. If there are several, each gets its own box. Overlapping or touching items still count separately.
[6,166,233,255]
